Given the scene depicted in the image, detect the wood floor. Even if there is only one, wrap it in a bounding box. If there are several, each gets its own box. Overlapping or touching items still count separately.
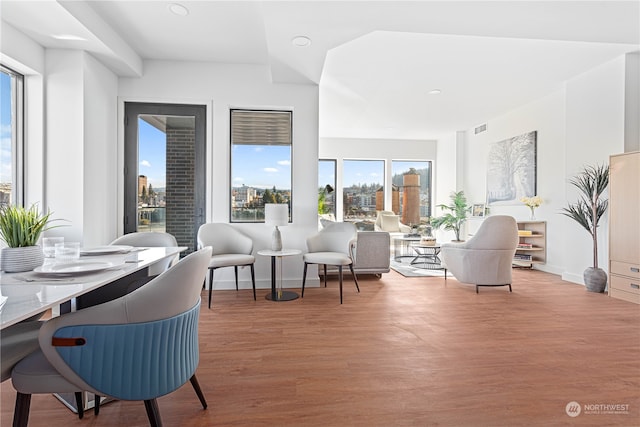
[2,268,639,427]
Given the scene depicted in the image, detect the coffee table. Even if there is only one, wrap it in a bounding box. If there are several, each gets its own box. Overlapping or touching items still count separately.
[410,244,443,270]
[392,236,422,261]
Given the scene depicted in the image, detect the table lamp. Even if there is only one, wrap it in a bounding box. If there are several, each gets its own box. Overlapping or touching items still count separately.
[265,203,289,251]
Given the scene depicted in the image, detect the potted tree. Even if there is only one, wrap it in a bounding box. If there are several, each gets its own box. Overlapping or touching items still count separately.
[431,191,469,242]
[0,204,57,272]
[560,164,609,292]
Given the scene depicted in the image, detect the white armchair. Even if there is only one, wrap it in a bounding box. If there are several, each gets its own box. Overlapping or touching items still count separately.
[374,211,412,233]
[440,215,519,293]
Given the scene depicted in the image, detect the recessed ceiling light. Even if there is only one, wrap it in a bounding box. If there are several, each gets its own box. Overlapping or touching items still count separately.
[428,89,442,95]
[168,3,189,16]
[52,34,86,41]
[292,36,312,47]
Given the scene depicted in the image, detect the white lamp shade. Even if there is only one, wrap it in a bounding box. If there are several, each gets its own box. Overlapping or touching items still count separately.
[265,204,289,226]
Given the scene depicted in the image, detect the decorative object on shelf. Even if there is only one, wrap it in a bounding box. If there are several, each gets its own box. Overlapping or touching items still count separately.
[560,164,609,292]
[431,191,468,242]
[521,196,543,220]
[265,203,289,251]
[471,203,486,217]
[0,203,60,273]
[487,130,537,205]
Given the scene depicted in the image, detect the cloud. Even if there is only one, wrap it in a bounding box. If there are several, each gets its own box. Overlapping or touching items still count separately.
[277,160,290,166]
[254,147,264,152]
[140,160,151,167]
[233,177,244,182]
[0,125,11,136]
[370,173,379,177]
[264,167,278,173]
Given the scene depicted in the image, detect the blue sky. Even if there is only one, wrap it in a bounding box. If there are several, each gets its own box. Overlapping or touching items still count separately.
[232,145,291,189]
[138,119,167,189]
[1,71,12,183]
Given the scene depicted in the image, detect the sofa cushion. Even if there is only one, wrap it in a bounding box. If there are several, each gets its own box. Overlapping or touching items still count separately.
[381,214,400,232]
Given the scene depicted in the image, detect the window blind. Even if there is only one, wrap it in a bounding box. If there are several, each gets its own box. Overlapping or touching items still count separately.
[231,109,292,146]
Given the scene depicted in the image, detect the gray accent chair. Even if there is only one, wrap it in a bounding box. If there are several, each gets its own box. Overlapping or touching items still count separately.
[440,215,519,293]
[302,222,360,304]
[10,247,212,427]
[110,231,179,276]
[197,223,256,308]
[325,231,390,277]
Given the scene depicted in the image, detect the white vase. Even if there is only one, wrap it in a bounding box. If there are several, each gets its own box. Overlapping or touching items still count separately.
[1,246,45,273]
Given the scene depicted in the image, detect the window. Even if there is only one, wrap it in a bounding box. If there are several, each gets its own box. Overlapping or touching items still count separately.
[391,161,432,225]
[318,159,336,217]
[0,65,23,207]
[230,109,292,222]
[342,160,384,225]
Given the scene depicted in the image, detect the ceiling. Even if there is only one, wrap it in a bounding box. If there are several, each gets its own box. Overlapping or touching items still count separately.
[1,1,639,140]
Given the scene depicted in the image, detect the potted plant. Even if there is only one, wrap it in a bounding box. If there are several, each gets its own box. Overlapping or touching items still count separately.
[431,191,469,242]
[0,203,57,272]
[560,164,609,292]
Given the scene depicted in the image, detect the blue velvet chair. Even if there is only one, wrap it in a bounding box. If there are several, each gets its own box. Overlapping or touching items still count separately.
[10,247,212,427]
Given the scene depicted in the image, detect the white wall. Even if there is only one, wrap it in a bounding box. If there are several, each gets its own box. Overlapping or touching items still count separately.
[119,60,319,289]
[460,55,627,284]
[562,56,626,283]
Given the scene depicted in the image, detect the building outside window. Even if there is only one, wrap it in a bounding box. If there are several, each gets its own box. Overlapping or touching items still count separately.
[0,65,23,207]
[230,109,292,222]
[342,159,384,229]
[391,160,432,226]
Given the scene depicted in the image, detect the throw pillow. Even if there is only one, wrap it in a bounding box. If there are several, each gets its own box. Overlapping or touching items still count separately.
[381,214,400,232]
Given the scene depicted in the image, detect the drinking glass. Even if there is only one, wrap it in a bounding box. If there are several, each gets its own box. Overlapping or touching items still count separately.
[42,237,64,258]
[55,242,80,262]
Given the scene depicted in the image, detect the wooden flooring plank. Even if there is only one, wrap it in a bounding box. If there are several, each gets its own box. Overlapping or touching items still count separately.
[2,269,639,426]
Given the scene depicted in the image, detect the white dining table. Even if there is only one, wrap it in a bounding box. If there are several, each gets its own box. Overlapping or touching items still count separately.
[0,246,187,330]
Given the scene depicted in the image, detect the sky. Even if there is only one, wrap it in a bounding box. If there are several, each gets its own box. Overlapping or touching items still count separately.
[138,118,167,189]
[0,71,12,184]
[232,145,291,190]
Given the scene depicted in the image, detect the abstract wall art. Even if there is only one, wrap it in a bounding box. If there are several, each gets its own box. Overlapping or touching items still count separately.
[486,131,537,205]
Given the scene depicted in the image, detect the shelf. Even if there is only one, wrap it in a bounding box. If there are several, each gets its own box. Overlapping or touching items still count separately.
[515,221,546,268]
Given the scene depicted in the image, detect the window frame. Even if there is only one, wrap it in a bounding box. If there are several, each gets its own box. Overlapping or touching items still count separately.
[0,64,24,207]
[229,109,293,223]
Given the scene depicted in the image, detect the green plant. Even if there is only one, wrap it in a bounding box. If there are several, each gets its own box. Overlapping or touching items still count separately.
[560,164,609,269]
[0,204,57,248]
[430,191,469,241]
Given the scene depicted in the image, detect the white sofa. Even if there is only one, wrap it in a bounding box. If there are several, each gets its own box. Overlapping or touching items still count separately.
[322,230,390,278]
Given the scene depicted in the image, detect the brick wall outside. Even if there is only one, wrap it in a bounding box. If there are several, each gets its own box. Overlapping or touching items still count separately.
[166,127,196,255]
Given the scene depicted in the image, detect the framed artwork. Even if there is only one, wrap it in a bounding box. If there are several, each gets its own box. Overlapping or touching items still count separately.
[472,204,486,217]
[486,130,537,205]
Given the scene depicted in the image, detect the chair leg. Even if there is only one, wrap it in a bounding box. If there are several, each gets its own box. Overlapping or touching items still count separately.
[301,263,308,297]
[476,285,479,293]
[208,268,214,309]
[144,399,163,427]
[190,374,208,409]
[508,284,512,292]
[12,392,31,427]
[349,264,360,293]
[75,392,84,419]
[234,266,239,291]
[338,266,343,304]
[250,264,256,300]
[94,394,101,415]
[323,265,327,287]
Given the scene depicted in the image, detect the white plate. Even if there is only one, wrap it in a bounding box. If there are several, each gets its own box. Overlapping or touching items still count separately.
[80,245,134,255]
[33,260,121,275]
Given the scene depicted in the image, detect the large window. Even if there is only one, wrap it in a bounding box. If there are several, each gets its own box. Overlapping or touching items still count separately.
[0,65,23,207]
[342,160,384,226]
[318,159,336,217]
[230,109,292,222]
[391,161,432,225]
